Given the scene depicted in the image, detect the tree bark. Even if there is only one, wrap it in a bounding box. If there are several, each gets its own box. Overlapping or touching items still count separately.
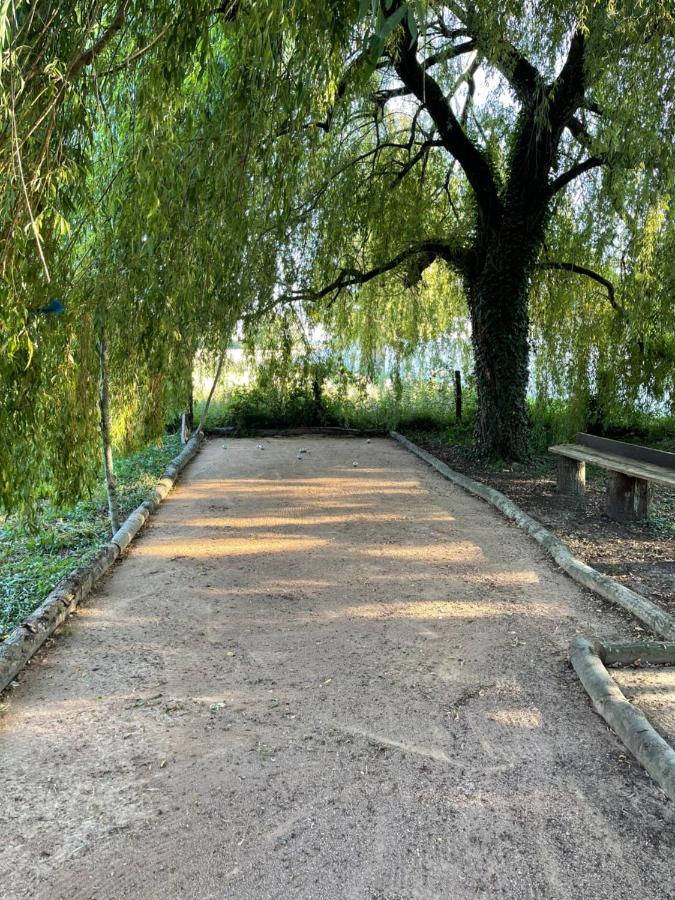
[466,152,551,460]
[98,335,120,536]
[197,354,225,434]
[468,254,531,460]
[454,370,462,423]
[181,368,195,444]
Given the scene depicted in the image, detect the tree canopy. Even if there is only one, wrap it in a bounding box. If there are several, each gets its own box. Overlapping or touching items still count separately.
[1,1,673,509]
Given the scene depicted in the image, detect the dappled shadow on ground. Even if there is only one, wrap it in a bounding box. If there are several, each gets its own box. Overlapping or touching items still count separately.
[410,432,675,617]
[1,437,673,899]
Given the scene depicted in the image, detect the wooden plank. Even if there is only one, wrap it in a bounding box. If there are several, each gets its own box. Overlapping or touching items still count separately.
[576,432,675,471]
[549,444,675,488]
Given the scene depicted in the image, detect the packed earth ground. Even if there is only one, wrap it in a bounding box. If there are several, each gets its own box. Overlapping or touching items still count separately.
[1,437,673,899]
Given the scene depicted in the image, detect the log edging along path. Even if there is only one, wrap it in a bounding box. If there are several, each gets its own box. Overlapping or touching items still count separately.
[391,431,675,799]
[0,432,204,696]
[390,432,675,641]
[570,638,675,802]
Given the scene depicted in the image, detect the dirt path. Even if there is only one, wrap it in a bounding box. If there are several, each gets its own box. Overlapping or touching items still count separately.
[1,437,673,899]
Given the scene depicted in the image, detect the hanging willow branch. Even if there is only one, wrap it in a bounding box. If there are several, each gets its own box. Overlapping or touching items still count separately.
[537,261,620,311]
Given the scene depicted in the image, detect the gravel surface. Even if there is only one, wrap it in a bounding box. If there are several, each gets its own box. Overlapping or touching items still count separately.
[1,436,673,899]
[408,432,675,618]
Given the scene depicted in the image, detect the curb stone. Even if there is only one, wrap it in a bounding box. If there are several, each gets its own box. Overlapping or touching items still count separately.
[570,637,675,801]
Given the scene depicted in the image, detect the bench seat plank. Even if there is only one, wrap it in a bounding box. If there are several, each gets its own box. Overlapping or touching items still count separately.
[549,444,675,489]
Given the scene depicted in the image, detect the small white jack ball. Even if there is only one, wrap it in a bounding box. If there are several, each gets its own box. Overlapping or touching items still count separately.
[353,461,359,467]
[256,444,264,450]
[366,438,371,444]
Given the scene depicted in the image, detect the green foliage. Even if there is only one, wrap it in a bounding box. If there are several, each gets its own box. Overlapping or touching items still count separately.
[0,433,181,637]
[202,361,470,434]
[1,0,673,500]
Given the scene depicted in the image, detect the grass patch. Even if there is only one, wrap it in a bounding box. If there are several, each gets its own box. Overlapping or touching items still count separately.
[196,379,466,434]
[0,433,182,639]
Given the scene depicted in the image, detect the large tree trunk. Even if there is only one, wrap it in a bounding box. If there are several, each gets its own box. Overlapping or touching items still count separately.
[468,228,540,461]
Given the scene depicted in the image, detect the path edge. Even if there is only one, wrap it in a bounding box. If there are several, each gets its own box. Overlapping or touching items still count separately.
[0,432,205,695]
[390,431,675,640]
[570,637,675,801]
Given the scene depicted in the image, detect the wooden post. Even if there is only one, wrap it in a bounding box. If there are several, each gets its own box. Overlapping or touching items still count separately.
[454,370,462,423]
[556,456,585,495]
[606,472,652,521]
[98,335,120,536]
[181,371,194,443]
[634,478,652,518]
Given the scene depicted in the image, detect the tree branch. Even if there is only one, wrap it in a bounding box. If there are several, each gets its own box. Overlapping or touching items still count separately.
[537,261,619,310]
[99,21,174,77]
[68,0,131,79]
[285,240,467,309]
[548,156,605,195]
[565,115,595,152]
[373,42,477,107]
[391,139,444,186]
[548,30,586,132]
[442,2,545,104]
[422,39,476,70]
[307,240,464,301]
[388,8,501,227]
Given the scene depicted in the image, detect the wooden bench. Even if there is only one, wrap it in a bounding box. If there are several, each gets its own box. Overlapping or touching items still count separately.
[549,433,675,521]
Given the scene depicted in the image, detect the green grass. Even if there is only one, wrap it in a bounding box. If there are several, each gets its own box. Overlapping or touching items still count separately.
[196,379,465,434]
[0,433,182,639]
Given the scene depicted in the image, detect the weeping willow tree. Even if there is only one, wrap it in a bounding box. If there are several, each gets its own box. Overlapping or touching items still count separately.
[0,1,339,512]
[243,0,674,458]
[1,1,673,517]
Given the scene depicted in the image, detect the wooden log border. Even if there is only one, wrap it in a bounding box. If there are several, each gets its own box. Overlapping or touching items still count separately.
[390,432,675,798]
[390,432,675,641]
[0,432,204,695]
[570,637,675,801]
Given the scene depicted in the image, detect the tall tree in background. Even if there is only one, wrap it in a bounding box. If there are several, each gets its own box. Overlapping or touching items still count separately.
[0,0,673,516]
[277,1,673,458]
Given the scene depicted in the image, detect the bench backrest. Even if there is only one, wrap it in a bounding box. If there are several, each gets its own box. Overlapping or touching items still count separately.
[576,433,675,472]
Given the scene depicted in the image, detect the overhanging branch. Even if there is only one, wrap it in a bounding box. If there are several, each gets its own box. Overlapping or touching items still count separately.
[537,261,619,311]
[549,156,605,195]
[305,240,466,303]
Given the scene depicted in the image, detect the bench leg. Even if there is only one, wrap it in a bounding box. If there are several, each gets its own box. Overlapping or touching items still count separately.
[557,457,586,495]
[606,472,652,521]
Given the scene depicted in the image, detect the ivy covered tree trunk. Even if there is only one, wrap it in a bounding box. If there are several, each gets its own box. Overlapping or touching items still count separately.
[467,219,545,460]
[469,278,530,460]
